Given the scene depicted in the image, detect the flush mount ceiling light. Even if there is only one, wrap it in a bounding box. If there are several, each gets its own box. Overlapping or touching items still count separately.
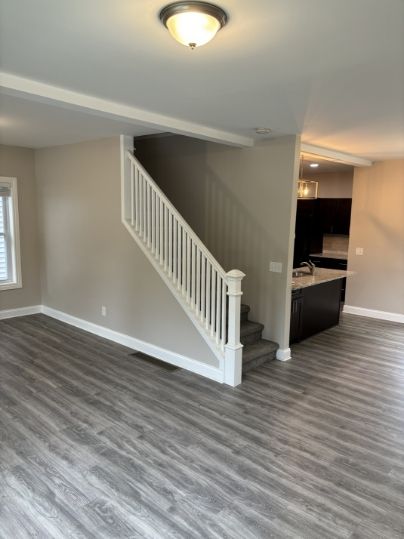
[159,1,228,49]
[309,163,319,168]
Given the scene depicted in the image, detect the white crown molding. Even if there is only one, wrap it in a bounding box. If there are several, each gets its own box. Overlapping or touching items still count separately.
[343,305,404,324]
[0,72,253,148]
[301,143,373,167]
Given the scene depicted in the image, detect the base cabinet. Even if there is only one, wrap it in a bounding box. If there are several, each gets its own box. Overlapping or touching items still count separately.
[290,289,303,344]
[310,256,348,301]
[290,279,343,344]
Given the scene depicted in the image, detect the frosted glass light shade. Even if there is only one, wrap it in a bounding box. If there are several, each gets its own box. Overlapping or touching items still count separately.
[160,2,228,49]
[166,12,220,48]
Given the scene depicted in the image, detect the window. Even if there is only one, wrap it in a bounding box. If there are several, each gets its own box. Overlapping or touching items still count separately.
[0,177,22,291]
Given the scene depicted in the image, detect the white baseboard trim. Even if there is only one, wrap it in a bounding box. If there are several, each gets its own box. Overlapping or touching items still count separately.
[276,347,292,361]
[41,306,224,384]
[343,305,404,324]
[0,305,42,320]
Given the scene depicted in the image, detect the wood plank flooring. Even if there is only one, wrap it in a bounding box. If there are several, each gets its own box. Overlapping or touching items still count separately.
[1,313,404,538]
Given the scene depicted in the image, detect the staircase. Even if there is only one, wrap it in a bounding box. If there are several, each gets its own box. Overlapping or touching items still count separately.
[240,304,278,373]
[120,136,278,386]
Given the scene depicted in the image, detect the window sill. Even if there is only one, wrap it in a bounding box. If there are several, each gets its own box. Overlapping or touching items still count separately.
[0,281,22,292]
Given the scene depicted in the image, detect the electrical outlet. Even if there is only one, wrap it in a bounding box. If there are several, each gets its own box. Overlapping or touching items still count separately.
[269,261,283,273]
[101,305,107,317]
[355,247,364,255]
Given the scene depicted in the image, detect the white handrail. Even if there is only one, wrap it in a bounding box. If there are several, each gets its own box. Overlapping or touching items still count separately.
[122,149,244,386]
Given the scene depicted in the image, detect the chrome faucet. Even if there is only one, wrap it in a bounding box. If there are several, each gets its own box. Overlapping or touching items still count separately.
[300,261,316,275]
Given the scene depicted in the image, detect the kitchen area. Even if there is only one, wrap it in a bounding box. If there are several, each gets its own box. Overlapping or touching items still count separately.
[290,153,354,344]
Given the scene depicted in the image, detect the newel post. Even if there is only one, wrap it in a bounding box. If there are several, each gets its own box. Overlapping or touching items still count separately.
[224,269,245,387]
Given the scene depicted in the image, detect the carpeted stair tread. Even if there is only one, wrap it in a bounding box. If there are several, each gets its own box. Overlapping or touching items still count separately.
[240,320,264,337]
[240,320,264,345]
[242,339,278,373]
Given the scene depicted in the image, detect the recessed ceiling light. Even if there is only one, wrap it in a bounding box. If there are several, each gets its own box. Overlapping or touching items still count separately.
[309,163,319,168]
[159,1,228,49]
[255,128,272,135]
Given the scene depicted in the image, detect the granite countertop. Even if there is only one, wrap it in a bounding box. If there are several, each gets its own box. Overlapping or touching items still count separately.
[292,267,353,290]
[310,250,348,260]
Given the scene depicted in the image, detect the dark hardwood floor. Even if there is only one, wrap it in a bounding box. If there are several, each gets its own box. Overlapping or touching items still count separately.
[1,313,404,538]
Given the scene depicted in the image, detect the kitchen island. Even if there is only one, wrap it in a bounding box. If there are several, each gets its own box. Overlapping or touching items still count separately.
[290,267,353,344]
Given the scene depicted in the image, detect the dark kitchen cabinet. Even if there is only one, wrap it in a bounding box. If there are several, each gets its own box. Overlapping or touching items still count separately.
[290,279,343,344]
[309,256,348,301]
[293,199,323,268]
[290,289,303,344]
[318,198,352,235]
[300,279,343,340]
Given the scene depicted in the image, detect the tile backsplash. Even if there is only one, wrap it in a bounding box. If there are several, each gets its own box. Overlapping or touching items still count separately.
[323,234,349,253]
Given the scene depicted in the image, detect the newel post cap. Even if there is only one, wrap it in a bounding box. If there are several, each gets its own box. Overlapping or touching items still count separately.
[226,269,245,280]
[226,269,245,296]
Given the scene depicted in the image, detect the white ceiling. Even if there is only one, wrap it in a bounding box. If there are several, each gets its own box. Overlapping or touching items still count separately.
[1,0,403,158]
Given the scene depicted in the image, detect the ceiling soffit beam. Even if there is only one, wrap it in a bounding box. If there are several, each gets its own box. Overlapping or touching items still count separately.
[301,143,373,167]
[0,72,254,148]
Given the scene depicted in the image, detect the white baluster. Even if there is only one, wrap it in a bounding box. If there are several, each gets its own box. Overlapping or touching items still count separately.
[151,189,155,255]
[159,200,163,265]
[164,206,168,272]
[221,279,226,351]
[182,229,186,296]
[196,248,201,314]
[168,212,172,277]
[211,269,216,337]
[186,234,191,303]
[206,261,211,330]
[216,275,221,344]
[156,194,159,259]
[139,173,144,237]
[130,164,135,226]
[177,223,182,290]
[173,218,177,284]
[191,242,196,309]
[142,175,147,240]
[135,167,140,232]
[201,255,205,321]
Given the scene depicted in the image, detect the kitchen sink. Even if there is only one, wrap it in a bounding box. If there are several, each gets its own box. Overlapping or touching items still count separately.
[292,270,310,278]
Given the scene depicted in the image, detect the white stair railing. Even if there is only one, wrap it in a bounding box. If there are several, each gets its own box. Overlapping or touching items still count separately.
[121,146,244,386]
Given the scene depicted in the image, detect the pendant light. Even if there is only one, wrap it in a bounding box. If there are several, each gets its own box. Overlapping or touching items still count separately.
[159,1,228,49]
[298,157,318,199]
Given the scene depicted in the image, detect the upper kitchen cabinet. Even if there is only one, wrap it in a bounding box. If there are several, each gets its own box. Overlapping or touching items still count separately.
[293,199,323,268]
[318,198,352,235]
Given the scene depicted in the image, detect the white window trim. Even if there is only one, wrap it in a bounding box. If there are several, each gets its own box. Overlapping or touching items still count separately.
[0,177,22,291]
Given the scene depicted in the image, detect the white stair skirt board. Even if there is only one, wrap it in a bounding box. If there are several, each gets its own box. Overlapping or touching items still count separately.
[0,305,42,320]
[41,306,224,384]
[276,347,292,361]
[343,305,404,324]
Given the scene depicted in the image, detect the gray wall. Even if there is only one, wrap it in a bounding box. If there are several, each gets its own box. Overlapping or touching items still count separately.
[310,170,353,198]
[135,135,300,349]
[0,145,41,310]
[35,137,218,366]
[346,159,404,315]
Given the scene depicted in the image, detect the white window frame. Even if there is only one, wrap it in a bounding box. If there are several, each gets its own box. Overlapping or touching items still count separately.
[0,177,22,291]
